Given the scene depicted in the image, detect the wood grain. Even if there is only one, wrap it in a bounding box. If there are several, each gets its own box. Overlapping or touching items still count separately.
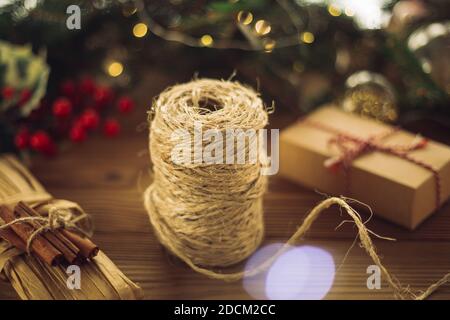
[0,73,449,300]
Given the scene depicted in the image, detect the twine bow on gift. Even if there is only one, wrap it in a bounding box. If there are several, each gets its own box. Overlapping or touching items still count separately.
[304,119,441,208]
[0,200,93,254]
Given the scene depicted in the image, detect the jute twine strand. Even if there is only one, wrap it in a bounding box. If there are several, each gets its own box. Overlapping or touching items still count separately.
[143,78,449,300]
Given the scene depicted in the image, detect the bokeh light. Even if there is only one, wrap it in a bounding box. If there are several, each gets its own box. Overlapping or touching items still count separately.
[200,34,214,47]
[244,243,286,300]
[243,243,335,300]
[334,0,392,29]
[237,11,253,25]
[344,7,355,17]
[266,245,335,300]
[255,20,271,36]
[263,39,276,53]
[300,31,315,44]
[107,61,123,77]
[133,23,148,38]
[298,0,392,29]
[328,4,342,17]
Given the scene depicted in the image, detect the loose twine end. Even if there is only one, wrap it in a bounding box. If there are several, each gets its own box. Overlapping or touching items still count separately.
[145,192,449,299]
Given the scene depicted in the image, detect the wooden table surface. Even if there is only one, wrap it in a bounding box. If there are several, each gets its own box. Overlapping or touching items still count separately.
[1,72,449,300]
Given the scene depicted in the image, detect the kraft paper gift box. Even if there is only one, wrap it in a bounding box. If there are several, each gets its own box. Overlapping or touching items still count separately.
[279,106,450,229]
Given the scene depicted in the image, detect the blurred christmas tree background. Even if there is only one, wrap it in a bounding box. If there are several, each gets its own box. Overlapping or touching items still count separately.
[0,0,449,154]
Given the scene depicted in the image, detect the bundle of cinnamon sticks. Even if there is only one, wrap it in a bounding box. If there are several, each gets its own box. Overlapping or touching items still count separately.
[0,202,98,267]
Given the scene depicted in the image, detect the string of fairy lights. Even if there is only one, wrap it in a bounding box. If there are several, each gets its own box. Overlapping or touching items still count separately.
[105,0,357,78]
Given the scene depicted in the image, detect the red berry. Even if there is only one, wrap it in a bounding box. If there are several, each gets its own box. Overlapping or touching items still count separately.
[19,89,32,105]
[30,131,57,156]
[14,129,30,150]
[80,108,100,130]
[1,86,14,100]
[103,119,121,137]
[117,96,135,113]
[94,86,113,107]
[52,97,73,118]
[30,131,51,152]
[79,76,96,95]
[60,80,76,96]
[70,124,87,143]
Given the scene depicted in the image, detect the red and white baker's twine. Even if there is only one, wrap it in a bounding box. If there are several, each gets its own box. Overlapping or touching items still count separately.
[303,119,441,208]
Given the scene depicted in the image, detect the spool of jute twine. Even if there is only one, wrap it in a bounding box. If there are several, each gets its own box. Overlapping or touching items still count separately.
[143,78,449,299]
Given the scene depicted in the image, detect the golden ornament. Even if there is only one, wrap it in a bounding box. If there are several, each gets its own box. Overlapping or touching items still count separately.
[341,71,398,123]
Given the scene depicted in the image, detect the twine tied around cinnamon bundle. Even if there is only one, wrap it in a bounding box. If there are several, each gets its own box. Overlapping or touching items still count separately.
[143,78,449,300]
[0,200,93,254]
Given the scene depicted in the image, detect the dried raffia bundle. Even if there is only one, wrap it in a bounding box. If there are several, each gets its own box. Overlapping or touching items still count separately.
[0,155,143,300]
[144,78,449,299]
